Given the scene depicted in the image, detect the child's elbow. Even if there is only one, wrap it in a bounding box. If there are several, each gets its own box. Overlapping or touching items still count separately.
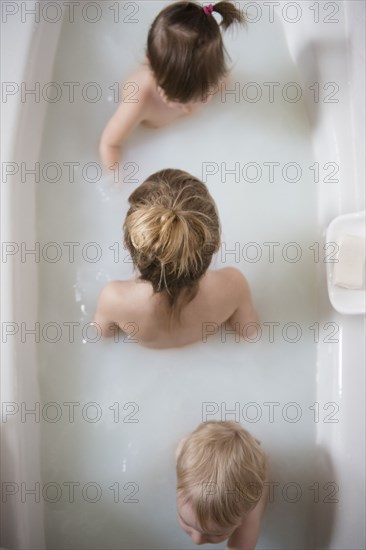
[94,317,118,339]
[243,318,261,341]
[101,326,117,339]
[227,311,260,341]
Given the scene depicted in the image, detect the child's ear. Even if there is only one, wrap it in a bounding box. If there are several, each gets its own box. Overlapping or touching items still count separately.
[175,435,188,461]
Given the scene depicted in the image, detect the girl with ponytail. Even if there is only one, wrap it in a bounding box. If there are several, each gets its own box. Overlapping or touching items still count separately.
[100,1,246,169]
[94,169,258,348]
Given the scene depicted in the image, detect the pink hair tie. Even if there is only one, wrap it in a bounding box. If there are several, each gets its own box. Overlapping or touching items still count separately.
[203,4,214,16]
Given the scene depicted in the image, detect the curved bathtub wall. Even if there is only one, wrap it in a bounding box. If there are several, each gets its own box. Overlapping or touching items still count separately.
[1,1,365,549]
[276,1,365,548]
[1,10,63,549]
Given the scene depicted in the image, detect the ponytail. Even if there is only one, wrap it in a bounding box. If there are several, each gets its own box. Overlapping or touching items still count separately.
[212,1,246,30]
[147,1,246,103]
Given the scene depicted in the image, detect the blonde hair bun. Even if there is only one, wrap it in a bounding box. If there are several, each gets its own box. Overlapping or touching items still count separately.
[124,170,221,314]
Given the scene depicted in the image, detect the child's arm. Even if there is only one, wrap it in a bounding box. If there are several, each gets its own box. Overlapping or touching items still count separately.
[99,82,146,170]
[94,282,120,338]
[226,483,268,550]
[225,268,259,339]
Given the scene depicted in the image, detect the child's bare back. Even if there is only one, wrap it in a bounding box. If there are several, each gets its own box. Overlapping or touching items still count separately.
[94,267,258,349]
[94,168,258,348]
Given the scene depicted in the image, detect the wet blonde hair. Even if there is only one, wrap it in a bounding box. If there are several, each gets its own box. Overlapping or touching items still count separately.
[147,1,245,103]
[176,421,267,531]
[124,169,220,315]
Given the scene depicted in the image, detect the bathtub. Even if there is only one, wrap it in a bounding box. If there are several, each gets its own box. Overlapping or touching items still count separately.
[1,1,365,549]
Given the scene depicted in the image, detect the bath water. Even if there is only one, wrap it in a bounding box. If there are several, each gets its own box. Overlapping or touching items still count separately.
[36,2,318,548]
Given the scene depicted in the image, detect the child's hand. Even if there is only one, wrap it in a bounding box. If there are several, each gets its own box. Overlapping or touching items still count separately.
[100,142,122,171]
[99,79,145,177]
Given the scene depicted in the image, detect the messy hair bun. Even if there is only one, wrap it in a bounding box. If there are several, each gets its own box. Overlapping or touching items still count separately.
[147,1,245,103]
[124,169,220,314]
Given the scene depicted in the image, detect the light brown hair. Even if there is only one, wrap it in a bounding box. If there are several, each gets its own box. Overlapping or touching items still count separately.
[124,169,220,315]
[147,1,245,103]
[176,421,268,531]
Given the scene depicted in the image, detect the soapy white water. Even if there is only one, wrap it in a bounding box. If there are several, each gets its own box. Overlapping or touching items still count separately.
[36,2,319,548]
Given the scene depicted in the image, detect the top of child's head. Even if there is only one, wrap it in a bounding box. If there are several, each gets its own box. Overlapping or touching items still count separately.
[124,169,220,315]
[147,1,246,104]
[176,421,268,544]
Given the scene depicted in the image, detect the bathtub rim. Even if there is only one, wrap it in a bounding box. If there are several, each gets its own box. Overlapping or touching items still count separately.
[1,12,64,550]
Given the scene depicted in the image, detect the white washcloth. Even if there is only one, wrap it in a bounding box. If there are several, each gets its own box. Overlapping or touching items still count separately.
[333,234,366,289]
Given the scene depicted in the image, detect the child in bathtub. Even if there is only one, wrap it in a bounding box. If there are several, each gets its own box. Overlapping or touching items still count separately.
[176,421,269,548]
[99,1,245,169]
[94,169,258,348]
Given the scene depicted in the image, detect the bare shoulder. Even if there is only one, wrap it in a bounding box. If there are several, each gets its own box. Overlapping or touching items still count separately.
[98,280,131,309]
[227,485,267,549]
[123,64,154,101]
[212,267,250,293]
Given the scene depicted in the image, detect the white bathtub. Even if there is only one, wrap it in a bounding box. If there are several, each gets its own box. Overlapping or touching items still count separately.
[1,1,365,549]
